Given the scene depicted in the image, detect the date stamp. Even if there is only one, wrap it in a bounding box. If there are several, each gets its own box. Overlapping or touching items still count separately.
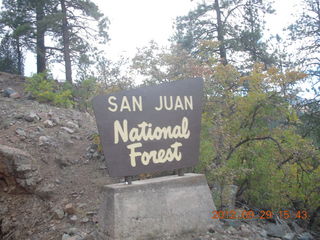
[211,210,309,220]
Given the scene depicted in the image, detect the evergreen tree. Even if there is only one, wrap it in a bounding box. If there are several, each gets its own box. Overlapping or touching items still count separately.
[288,0,320,80]
[0,0,109,82]
[0,0,32,74]
[0,34,22,74]
[51,0,110,83]
[172,0,275,70]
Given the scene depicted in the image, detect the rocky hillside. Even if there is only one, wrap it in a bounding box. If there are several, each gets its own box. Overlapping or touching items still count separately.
[0,72,317,240]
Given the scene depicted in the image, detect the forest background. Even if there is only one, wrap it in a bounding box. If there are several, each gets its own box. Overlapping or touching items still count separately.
[0,0,319,231]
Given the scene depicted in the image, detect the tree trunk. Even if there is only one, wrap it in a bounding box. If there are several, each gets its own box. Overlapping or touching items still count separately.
[16,37,23,75]
[214,0,228,65]
[61,0,72,83]
[36,1,46,73]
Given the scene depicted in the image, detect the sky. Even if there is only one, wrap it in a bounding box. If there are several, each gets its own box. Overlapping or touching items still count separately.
[0,0,303,78]
[96,0,302,61]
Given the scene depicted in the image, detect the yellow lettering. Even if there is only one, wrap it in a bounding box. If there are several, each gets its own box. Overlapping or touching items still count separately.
[113,117,190,144]
[184,96,193,110]
[164,96,173,110]
[127,143,142,167]
[114,119,128,144]
[155,96,163,111]
[132,96,143,111]
[120,96,131,112]
[125,142,183,166]
[175,96,184,110]
[107,96,118,112]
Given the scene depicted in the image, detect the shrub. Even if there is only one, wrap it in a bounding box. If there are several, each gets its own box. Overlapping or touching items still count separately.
[25,72,74,108]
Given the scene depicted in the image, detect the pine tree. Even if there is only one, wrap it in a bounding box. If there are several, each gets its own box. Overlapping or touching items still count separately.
[0,0,32,74]
[288,0,320,79]
[172,0,275,70]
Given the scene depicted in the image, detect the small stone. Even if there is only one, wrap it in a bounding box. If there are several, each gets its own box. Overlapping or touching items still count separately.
[3,88,15,97]
[283,232,296,240]
[81,217,89,223]
[78,203,87,208]
[36,126,44,132]
[86,211,96,216]
[92,151,99,159]
[44,119,54,128]
[297,232,314,240]
[39,136,54,146]
[66,227,78,235]
[61,127,74,134]
[55,157,71,168]
[258,229,268,238]
[240,224,251,233]
[266,222,292,238]
[10,92,21,99]
[35,183,55,200]
[52,117,60,125]
[62,233,71,240]
[64,203,76,215]
[66,121,79,129]
[15,128,26,137]
[4,88,20,98]
[292,222,304,234]
[24,112,40,122]
[52,208,65,220]
[69,215,78,222]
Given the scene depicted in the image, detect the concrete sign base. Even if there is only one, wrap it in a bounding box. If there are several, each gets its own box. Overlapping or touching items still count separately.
[98,173,218,240]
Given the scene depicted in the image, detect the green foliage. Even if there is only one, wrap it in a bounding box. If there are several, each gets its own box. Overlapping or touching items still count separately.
[25,72,74,108]
[135,41,320,214]
[288,0,320,79]
[0,34,21,74]
[172,0,275,69]
[198,63,320,212]
[72,77,98,111]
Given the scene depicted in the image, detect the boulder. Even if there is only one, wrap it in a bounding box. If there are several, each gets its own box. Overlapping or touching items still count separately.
[0,144,40,192]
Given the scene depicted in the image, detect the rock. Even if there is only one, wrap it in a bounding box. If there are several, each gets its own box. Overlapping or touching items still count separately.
[35,183,55,200]
[266,222,292,238]
[55,156,71,168]
[52,208,65,220]
[297,232,314,240]
[62,233,73,240]
[291,222,304,234]
[15,128,26,137]
[61,127,74,134]
[62,233,83,240]
[36,126,44,132]
[240,224,251,233]
[44,119,55,128]
[283,232,296,240]
[92,151,99,159]
[3,88,15,97]
[69,215,78,222]
[81,217,89,223]
[24,112,40,122]
[66,228,79,235]
[39,136,55,146]
[64,203,76,215]
[0,144,40,192]
[52,117,61,125]
[226,226,237,234]
[10,92,21,99]
[66,121,79,129]
[258,229,268,238]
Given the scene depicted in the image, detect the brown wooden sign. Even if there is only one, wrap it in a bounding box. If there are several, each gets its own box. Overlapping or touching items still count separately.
[92,78,203,177]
